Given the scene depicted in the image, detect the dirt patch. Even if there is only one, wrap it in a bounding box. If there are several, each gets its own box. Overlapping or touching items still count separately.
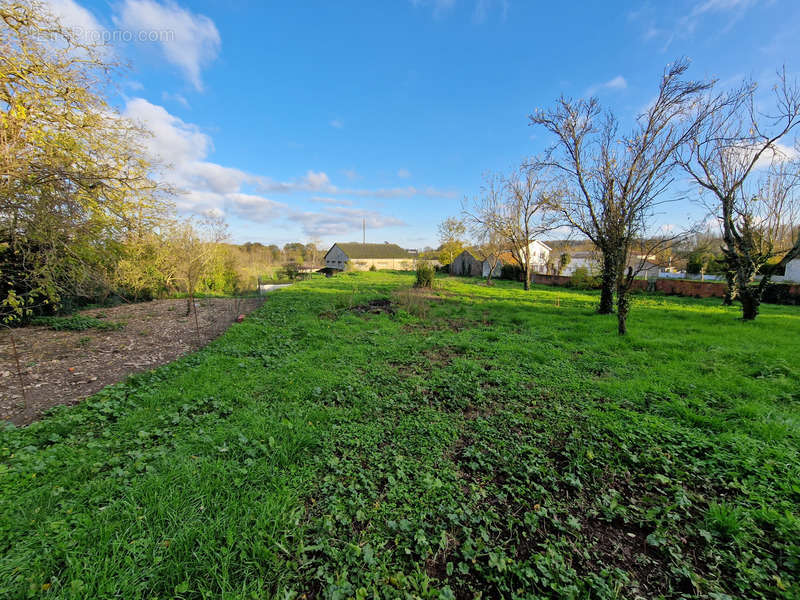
[1,297,264,426]
[319,298,395,320]
[422,346,461,367]
[580,518,670,597]
[349,298,395,316]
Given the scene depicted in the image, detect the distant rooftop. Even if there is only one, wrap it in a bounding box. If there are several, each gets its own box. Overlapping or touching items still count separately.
[329,242,413,259]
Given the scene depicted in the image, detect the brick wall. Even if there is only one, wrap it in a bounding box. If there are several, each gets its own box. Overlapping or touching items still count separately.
[530,274,800,303]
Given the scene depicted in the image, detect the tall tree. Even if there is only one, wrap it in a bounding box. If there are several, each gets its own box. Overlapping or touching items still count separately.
[530,58,711,333]
[437,216,467,266]
[0,1,168,323]
[677,69,800,320]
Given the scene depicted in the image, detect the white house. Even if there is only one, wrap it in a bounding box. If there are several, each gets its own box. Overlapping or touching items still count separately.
[562,250,600,276]
[527,240,551,273]
[786,258,800,283]
[560,250,659,279]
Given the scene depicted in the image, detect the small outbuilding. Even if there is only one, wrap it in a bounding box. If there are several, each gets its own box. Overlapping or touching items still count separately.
[450,250,483,277]
[786,258,800,282]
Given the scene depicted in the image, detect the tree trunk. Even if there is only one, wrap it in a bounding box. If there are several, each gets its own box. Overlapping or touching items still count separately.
[739,286,760,320]
[617,290,629,335]
[598,252,616,314]
[523,265,530,291]
[723,269,736,306]
[185,294,193,316]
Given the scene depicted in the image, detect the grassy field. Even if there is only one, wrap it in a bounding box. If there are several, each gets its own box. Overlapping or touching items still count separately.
[1,272,799,599]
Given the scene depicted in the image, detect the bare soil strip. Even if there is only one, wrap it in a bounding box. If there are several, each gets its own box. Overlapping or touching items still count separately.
[1,297,264,426]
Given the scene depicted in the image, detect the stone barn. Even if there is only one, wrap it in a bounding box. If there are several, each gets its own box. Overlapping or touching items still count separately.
[450,250,482,277]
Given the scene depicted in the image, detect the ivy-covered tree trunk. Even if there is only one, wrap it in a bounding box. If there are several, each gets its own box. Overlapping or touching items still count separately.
[722,268,736,306]
[616,266,634,335]
[598,251,616,314]
[739,286,760,320]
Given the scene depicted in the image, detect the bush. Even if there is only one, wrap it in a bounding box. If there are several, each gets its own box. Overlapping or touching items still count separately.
[283,262,301,280]
[569,267,598,289]
[760,282,800,306]
[415,262,435,288]
[369,264,377,272]
[500,264,522,281]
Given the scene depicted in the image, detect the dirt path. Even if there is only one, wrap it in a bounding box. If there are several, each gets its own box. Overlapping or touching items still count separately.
[1,297,266,426]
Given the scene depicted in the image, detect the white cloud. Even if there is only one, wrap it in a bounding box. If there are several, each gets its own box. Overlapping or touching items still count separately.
[341,168,360,181]
[123,98,283,222]
[684,0,757,28]
[587,75,627,96]
[162,91,190,108]
[123,99,452,231]
[330,118,344,129]
[412,0,507,21]
[472,0,509,23]
[114,0,221,90]
[289,207,405,238]
[726,140,799,171]
[397,168,412,178]
[311,196,353,206]
[632,0,757,50]
[605,75,627,90]
[226,193,286,223]
[45,0,105,38]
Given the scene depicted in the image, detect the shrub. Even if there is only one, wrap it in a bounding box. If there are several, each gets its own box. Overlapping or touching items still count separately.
[415,262,435,288]
[569,267,598,289]
[369,264,377,272]
[283,262,301,280]
[500,264,522,281]
[760,282,800,306]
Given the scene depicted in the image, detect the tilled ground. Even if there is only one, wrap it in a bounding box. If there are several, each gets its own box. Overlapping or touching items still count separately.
[0,297,264,426]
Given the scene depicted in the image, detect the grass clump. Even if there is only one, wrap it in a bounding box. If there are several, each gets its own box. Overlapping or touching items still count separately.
[31,315,125,331]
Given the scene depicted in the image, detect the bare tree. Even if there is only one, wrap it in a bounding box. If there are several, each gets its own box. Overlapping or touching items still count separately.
[677,69,800,320]
[530,58,712,334]
[463,169,553,291]
[463,173,505,285]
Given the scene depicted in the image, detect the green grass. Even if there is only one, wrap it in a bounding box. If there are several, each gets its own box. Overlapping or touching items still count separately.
[2,272,799,599]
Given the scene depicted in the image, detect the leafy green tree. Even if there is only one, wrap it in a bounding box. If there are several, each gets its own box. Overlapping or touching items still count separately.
[437,217,466,265]
[0,1,169,322]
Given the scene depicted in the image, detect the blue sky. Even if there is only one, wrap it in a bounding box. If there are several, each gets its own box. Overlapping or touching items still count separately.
[48,0,800,247]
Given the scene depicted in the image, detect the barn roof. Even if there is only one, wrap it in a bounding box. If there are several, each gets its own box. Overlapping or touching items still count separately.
[327,242,413,259]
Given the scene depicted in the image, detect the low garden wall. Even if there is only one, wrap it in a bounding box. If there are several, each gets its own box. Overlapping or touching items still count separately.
[529,274,800,305]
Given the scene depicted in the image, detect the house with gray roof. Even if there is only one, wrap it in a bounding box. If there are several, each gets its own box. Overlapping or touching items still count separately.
[324,242,416,271]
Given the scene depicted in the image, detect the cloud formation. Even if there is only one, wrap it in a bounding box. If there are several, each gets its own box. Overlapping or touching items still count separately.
[289,207,405,238]
[114,0,221,90]
[123,98,284,222]
[122,99,447,236]
[45,0,106,43]
[587,75,627,96]
[630,0,757,51]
